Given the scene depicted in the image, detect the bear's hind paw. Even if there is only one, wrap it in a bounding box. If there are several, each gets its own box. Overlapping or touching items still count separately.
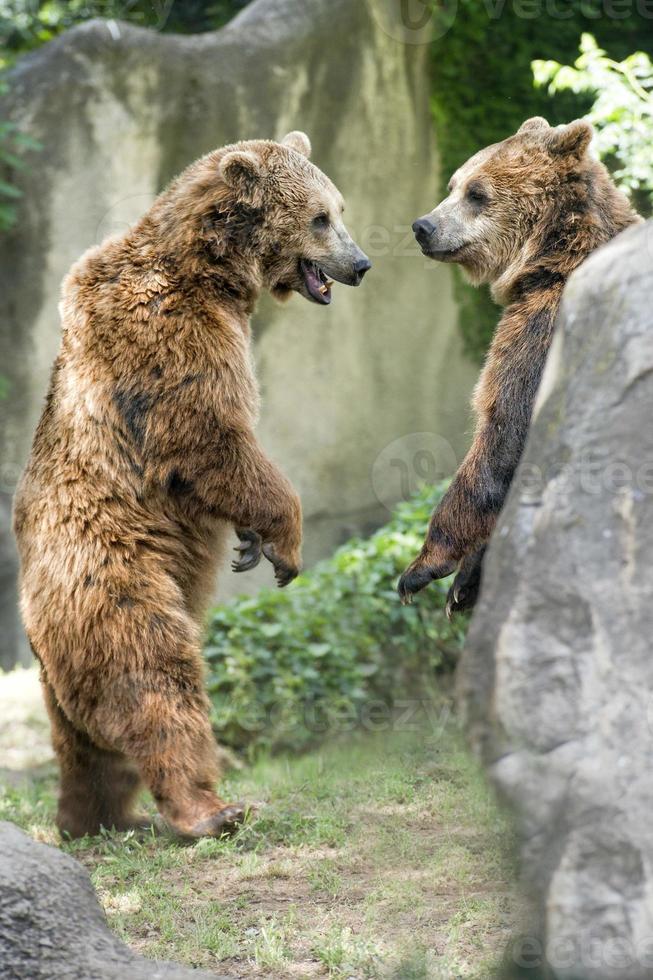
[183,802,248,839]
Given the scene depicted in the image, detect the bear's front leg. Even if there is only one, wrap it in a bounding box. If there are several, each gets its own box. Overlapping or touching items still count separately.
[397,459,504,605]
[201,430,303,587]
[398,299,556,605]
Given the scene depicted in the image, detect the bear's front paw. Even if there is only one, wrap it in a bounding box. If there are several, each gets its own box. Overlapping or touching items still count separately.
[232,528,263,573]
[445,547,485,619]
[397,552,458,605]
[262,542,301,588]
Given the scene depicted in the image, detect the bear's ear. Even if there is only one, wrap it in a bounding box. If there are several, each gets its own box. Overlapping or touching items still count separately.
[546,120,593,159]
[219,150,261,195]
[281,131,312,158]
[518,116,550,134]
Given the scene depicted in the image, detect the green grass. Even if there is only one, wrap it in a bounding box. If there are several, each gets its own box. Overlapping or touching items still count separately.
[0,702,522,978]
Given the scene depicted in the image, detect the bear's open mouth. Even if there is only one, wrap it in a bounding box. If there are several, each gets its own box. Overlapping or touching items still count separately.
[300,259,333,305]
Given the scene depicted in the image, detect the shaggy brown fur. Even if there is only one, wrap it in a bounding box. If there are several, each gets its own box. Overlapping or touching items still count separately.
[13,131,370,839]
[399,117,640,611]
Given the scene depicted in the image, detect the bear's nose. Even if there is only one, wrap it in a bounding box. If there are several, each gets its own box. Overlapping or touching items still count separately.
[353,256,372,282]
[412,217,436,245]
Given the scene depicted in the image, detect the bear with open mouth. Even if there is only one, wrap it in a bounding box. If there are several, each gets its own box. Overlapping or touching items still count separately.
[13,130,371,840]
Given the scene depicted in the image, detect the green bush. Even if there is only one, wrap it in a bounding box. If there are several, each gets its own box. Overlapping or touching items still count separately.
[204,483,466,756]
[429,2,653,360]
[534,34,653,212]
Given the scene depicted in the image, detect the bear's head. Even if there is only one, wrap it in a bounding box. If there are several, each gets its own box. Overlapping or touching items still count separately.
[412,117,596,288]
[200,131,371,306]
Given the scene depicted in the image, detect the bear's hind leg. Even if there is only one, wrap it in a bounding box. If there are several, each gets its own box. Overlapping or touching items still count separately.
[114,673,245,839]
[42,680,148,839]
[80,604,246,839]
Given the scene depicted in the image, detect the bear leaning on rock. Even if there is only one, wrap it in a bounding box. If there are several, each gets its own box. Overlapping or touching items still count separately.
[13,131,371,840]
[398,116,641,613]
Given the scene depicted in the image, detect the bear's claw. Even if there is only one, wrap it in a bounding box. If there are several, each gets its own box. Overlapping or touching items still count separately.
[397,565,435,604]
[445,549,485,619]
[262,543,299,588]
[160,802,249,841]
[397,557,458,604]
[446,580,475,619]
[232,529,263,573]
[187,802,248,839]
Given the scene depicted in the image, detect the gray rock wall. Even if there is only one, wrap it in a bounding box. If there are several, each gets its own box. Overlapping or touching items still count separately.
[459,221,653,980]
[0,0,475,669]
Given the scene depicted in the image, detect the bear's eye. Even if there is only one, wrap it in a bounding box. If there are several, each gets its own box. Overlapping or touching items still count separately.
[466,185,488,206]
[312,213,330,230]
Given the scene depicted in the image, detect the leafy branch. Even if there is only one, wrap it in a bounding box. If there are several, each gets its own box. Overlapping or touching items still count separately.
[533,34,653,208]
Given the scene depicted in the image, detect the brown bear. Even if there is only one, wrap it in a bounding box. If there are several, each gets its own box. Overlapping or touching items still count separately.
[13,131,371,839]
[398,117,640,612]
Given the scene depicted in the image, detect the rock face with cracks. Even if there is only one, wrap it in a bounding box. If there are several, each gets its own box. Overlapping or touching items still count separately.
[0,820,231,979]
[459,220,653,980]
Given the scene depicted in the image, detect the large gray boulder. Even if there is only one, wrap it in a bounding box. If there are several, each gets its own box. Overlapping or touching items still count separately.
[0,821,229,979]
[459,220,653,980]
[0,0,476,668]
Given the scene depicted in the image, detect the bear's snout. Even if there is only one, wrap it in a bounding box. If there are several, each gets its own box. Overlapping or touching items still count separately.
[412,217,436,247]
[353,255,372,285]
